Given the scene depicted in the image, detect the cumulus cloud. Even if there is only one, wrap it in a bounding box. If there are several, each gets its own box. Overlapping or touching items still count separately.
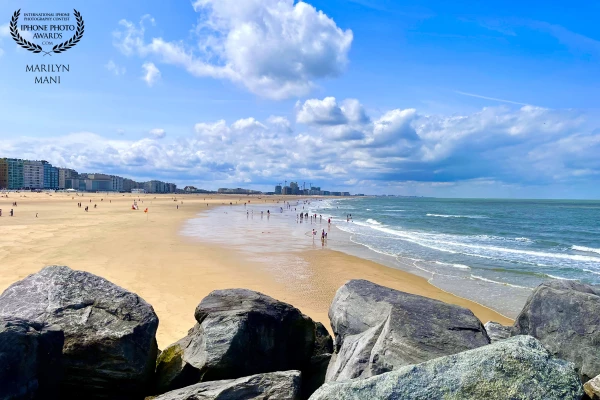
[142,62,160,86]
[149,128,166,139]
[0,99,596,194]
[113,1,353,99]
[105,60,126,76]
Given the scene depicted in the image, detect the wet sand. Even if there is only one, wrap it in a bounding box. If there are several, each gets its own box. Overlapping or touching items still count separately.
[0,192,512,348]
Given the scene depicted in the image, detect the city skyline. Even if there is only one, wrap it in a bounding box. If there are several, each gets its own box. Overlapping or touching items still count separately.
[0,1,598,198]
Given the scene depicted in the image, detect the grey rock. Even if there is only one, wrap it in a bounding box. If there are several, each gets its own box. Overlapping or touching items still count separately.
[0,317,64,400]
[0,266,159,399]
[512,280,600,382]
[484,321,511,343]
[153,371,301,400]
[155,289,317,394]
[310,335,584,400]
[584,374,600,400]
[326,279,490,382]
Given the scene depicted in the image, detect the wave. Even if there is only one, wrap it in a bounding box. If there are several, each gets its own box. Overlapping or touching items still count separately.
[584,269,600,276]
[546,274,579,281]
[470,275,532,290]
[366,219,381,225]
[363,225,600,264]
[434,261,471,270]
[426,213,487,219]
[572,245,600,255]
[385,209,406,212]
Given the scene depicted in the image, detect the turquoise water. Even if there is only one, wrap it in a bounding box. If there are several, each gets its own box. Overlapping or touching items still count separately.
[181,197,600,318]
[318,198,600,285]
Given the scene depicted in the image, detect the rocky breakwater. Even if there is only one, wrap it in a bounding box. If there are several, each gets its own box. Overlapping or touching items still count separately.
[325,279,491,382]
[0,265,597,400]
[153,288,332,399]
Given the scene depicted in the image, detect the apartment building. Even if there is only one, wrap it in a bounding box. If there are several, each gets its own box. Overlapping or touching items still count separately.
[23,160,44,189]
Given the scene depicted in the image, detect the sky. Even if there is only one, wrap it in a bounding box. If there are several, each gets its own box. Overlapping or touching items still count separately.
[0,0,599,198]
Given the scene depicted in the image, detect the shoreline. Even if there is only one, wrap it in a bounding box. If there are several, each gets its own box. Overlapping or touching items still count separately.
[0,193,512,348]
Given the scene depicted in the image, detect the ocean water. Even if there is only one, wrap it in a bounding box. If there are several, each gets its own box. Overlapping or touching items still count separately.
[181,197,600,318]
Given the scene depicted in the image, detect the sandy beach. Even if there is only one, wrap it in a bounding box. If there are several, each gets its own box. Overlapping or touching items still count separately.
[0,192,512,348]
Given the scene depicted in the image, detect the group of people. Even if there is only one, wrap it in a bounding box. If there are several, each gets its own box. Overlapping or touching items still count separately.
[0,209,14,217]
[312,228,328,242]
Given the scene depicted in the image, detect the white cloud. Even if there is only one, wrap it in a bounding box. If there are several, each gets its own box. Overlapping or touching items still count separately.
[113,1,353,99]
[105,60,126,76]
[149,128,166,139]
[0,100,595,194]
[142,62,161,86]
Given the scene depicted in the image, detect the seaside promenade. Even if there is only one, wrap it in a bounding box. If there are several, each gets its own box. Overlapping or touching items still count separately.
[0,191,511,347]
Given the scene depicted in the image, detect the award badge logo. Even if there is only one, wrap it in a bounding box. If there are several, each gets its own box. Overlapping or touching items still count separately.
[9,9,85,84]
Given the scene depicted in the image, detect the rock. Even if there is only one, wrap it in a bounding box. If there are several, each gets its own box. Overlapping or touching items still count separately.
[0,266,159,399]
[299,322,333,398]
[313,322,333,356]
[154,325,203,394]
[584,375,600,400]
[326,279,490,382]
[153,371,301,400]
[484,321,511,343]
[302,354,331,400]
[512,280,600,382]
[0,317,64,400]
[155,289,316,394]
[310,335,583,400]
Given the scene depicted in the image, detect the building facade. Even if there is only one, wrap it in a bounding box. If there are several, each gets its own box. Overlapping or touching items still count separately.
[59,168,78,189]
[23,160,44,189]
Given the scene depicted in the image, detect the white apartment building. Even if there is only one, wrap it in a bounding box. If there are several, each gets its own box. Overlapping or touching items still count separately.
[23,160,44,189]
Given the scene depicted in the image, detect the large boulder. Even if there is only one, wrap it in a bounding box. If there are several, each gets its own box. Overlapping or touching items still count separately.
[326,279,490,382]
[310,335,583,400]
[0,266,159,399]
[584,375,600,400]
[155,289,320,394]
[301,322,334,399]
[512,280,600,382]
[0,317,64,400]
[152,371,301,400]
[484,321,511,343]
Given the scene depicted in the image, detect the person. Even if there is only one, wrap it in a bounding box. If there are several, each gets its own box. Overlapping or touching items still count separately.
[36,213,38,218]
[94,204,97,209]
[10,209,14,216]
[0,209,2,217]
[321,229,325,239]
[177,205,179,209]
[328,218,331,224]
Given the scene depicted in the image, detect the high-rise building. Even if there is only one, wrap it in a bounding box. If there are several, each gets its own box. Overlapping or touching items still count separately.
[289,182,299,195]
[59,168,78,189]
[0,158,7,189]
[275,185,282,195]
[23,160,44,189]
[111,175,124,192]
[41,161,59,189]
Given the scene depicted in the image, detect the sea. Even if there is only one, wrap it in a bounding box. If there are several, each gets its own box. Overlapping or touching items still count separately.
[181,197,600,318]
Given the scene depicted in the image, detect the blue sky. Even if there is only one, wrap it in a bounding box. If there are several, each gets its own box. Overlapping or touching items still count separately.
[0,0,599,198]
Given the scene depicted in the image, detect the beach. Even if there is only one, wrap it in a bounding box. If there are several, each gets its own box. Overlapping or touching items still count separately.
[0,192,511,348]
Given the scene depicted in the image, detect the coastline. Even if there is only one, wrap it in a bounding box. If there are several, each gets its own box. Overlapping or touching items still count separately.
[0,192,511,348]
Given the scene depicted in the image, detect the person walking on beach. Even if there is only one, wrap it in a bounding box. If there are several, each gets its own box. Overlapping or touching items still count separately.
[10,209,13,217]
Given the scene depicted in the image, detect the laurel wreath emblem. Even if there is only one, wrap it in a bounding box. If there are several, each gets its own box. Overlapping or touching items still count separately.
[10,9,84,56]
